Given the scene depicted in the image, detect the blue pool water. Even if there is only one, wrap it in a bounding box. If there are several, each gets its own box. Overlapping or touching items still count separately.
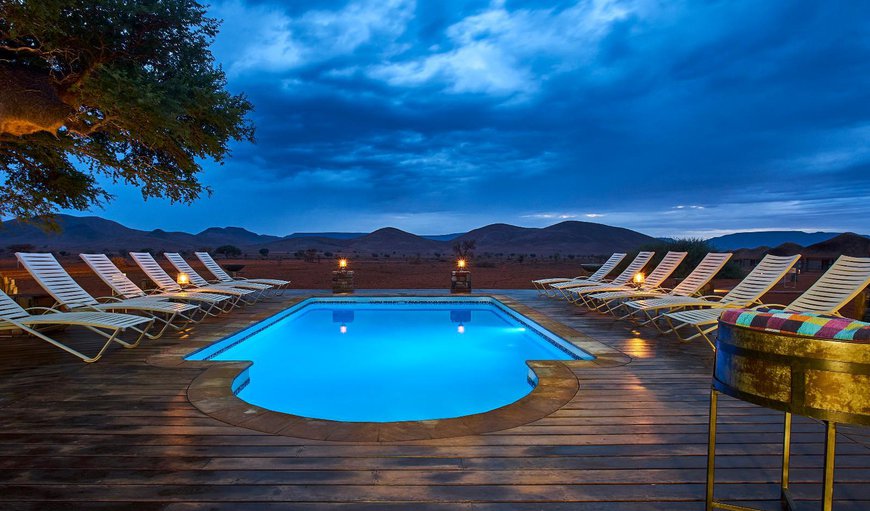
[188,297,590,422]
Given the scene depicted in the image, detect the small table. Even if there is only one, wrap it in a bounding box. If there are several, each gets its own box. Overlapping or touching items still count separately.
[706,310,870,511]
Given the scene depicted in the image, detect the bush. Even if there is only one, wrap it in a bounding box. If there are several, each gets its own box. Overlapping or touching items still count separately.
[632,238,743,279]
[215,245,242,258]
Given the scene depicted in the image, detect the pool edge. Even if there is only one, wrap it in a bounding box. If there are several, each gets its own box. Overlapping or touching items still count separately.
[148,293,629,442]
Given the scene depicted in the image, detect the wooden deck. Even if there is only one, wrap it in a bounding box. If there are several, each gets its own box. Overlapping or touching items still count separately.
[1,290,869,510]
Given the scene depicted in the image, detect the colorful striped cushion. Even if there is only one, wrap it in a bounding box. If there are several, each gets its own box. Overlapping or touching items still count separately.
[720,309,870,342]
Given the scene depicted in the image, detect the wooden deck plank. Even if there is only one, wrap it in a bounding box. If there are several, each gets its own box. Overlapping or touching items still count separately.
[0,289,868,509]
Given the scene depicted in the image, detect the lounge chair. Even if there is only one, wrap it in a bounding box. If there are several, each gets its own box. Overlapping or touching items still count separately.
[80,253,234,316]
[532,253,626,296]
[16,252,199,339]
[622,253,801,332]
[568,251,687,308]
[588,253,733,315]
[163,253,270,298]
[130,252,258,305]
[664,255,870,347]
[557,252,655,302]
[195,251,290,293]
[0,289,154,362]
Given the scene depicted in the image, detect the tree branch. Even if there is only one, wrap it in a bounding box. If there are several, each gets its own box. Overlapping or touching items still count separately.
[0,45,45,55]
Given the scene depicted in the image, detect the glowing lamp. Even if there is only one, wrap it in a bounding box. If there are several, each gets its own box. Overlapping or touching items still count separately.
[339,258,348,270]
[457,259,467,269]
[177,272,190,285]
[457,323,465,334]
[633,272,645,287]
[340,324,348,334]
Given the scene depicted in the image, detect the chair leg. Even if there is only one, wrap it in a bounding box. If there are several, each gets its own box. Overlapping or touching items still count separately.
[19,324,122,363]
[705,389,718,511]
[823,421,837,511]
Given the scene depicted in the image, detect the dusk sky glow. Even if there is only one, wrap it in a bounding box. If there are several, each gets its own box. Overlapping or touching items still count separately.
[68,0,870,237]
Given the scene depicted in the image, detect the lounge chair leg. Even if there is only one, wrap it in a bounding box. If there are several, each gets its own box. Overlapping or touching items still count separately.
[19,324,120,363]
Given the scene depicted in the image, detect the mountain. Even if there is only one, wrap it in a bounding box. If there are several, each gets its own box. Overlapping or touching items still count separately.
[196,227,280,247]
[0,215,278,252]
[456,221,657,255]
[284,232,367,240]
[803,233,870,257]
[707,231,869,250]
[1,215,660,256]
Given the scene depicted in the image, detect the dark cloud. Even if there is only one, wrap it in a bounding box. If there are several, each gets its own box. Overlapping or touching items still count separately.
[78,0,870,236]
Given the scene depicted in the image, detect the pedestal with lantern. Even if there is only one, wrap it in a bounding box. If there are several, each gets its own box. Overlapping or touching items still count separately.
[177,272,191,288]
[332,259,354,294]
[451,259,471,294]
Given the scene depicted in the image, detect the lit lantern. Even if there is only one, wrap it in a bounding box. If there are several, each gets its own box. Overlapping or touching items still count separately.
[339,258,348,270]
[633,272,645,287]
[177,272,190,285]
[457,259,467,269]
[457,323,465,334]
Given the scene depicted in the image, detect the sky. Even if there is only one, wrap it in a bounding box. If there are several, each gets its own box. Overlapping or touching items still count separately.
[70,0,870,238]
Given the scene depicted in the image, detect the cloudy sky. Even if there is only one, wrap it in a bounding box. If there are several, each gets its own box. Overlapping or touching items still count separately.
[79,0,870,237]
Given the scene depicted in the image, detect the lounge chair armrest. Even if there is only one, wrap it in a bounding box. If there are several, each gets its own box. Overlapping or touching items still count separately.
[697,294,725,301]
[25,306,66,315]
[95,295,124,303]
[751,303,788,310]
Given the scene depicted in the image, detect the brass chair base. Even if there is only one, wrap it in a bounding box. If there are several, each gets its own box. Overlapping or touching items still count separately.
[706,389,838,511]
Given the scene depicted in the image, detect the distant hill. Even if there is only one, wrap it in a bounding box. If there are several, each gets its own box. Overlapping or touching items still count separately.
[0,215,663,256]
[284,232,367,240]
[707,231,869,250]
[803,233,870,257]
[456,221,657,255]
[0,215,279,252]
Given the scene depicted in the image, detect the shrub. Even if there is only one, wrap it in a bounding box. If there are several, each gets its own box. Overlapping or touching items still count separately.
[215,245,242,258]
[632,238,744,279]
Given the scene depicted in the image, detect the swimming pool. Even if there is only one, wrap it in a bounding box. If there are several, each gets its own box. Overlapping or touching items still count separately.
[188,297,591,422]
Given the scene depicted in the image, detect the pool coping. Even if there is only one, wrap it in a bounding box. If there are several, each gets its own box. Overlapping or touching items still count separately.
[148,293,630,442]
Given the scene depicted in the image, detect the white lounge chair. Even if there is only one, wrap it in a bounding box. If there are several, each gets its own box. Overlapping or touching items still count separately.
[0,289,154,362]
[195,251,290,294]
[664,255,870,347]
[533,253,626,297]
[559,252,655,302]
[588,253,733,315]
[622,254,801,332]
[163,253,270,299]
[80,253,234,317]
[130,252,257,306]
[569,251,688,308]
[16,252,199,339]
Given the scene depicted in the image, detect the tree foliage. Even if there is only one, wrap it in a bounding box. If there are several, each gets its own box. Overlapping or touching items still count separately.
[214,244,241,258]
[0,0,254,223]
[634,238,744,279]
[452,239,476,260]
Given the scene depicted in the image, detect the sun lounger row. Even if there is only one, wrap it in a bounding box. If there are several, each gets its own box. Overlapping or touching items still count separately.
[534,252,870,349]
[1,251,290,362]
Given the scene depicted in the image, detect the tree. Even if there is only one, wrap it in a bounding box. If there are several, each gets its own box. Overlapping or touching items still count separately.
[452,239,476,260]
[258,248,269,259]
[215,244,241,258]
[0,0,254,223]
